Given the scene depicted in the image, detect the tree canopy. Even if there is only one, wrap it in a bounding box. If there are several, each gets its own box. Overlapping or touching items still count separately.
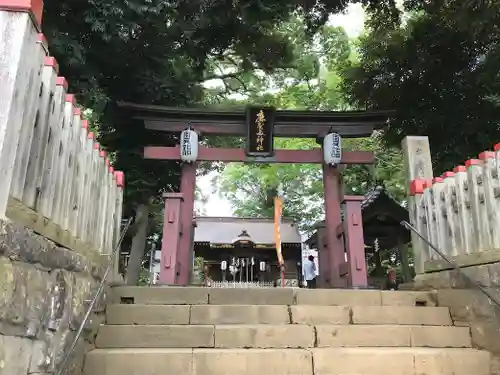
[342,0,500,172]
[41,0,398,212]
[40,0,400,282]
[209,22,406,231]
[41,0,500,283]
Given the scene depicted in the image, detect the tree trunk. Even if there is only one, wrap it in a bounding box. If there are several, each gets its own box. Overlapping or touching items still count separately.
[125,204,149,285]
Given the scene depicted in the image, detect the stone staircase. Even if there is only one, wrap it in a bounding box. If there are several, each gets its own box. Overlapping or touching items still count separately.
[84,287,491,375]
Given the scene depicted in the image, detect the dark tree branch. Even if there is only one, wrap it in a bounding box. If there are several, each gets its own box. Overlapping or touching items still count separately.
[203,70,248,82]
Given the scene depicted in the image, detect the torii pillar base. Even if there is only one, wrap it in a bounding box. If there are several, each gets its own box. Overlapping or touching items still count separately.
[343,195,368,288]
[159,193,183,284]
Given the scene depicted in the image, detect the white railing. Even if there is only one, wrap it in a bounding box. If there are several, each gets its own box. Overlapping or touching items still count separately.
[407,139,500,272]
[207,279,275,288]
[275,278,300,287]
[0,9,124,254]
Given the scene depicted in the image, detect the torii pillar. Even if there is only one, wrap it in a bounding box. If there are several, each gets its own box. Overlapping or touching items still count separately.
[160,162,196,285]
[322,164,345,288]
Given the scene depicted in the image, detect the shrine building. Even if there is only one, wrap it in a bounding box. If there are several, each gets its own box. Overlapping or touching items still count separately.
[193,216,302,287]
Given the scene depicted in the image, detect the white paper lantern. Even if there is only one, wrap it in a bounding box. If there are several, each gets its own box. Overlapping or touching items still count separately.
[180,127,199,163]
[323,132,342,166]
[221,260,227,271]
[259,261,266,271]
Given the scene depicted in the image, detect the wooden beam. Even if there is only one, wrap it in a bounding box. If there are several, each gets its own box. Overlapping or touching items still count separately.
[144,119,383,138]
[144,146,375,164]
[119,101,393,120]
[120,102,391,136]
[343,195,365,202]
[116,101,393,138]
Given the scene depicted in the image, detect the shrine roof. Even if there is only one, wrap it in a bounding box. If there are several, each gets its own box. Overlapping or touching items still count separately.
[194,216,301,244]
[360,185,409,222]
[306,185,409,250]
[118,101,394,138]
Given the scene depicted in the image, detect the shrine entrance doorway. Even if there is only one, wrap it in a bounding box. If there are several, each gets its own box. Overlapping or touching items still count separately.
[195,217,303,288]
[119,103,391,288]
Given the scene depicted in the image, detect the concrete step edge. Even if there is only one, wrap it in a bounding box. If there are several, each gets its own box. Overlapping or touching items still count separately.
[84,347,489,375]
[106,304,453,326]
[98,323,464,328]
[110,287,437,306]
[106,303,447,308]
[86,347,487,354]
[95,324,472,349]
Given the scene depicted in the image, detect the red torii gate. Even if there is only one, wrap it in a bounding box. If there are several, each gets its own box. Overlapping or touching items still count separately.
[119,102,391,288]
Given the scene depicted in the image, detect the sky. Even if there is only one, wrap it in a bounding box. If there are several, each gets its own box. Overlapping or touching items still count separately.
[196,4,367,217]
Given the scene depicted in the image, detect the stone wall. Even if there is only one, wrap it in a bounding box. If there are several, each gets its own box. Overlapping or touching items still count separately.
[413,264,500,375]
[0,218,106,375]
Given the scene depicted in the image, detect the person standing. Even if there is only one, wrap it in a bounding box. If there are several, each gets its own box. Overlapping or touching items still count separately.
[304,255,317,289]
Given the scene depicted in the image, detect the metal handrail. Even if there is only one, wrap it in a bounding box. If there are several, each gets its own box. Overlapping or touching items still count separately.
[401,220,500,310]
[57,217,133,375]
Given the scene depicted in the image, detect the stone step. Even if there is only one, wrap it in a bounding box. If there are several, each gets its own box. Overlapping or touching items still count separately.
[110,286,435,307]
[350,305,452,325]
[314,325,471,348]
[95,324,471,349]
[106,304,291,325]
[106,304,451,326]
[295,289,436,307]
[111,286,210,305]
[84,347,490,375]
[107,304,191,325]
[312,348,489,375]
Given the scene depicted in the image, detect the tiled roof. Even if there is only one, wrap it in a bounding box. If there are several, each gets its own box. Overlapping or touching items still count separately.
[329,185,407,223]
[193,216,301,244]
[307,186,408,247]
[361,185,405,210]
[361,185,385,209]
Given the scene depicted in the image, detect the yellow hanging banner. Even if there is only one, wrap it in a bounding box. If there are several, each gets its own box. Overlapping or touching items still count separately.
[274,196,284,265]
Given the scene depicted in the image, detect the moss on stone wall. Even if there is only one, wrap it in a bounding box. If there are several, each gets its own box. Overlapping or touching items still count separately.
[0,219,106,375]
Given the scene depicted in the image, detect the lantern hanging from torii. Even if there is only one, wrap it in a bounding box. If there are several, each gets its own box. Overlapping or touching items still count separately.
[180,126,199,163]
[323,131,342,167]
